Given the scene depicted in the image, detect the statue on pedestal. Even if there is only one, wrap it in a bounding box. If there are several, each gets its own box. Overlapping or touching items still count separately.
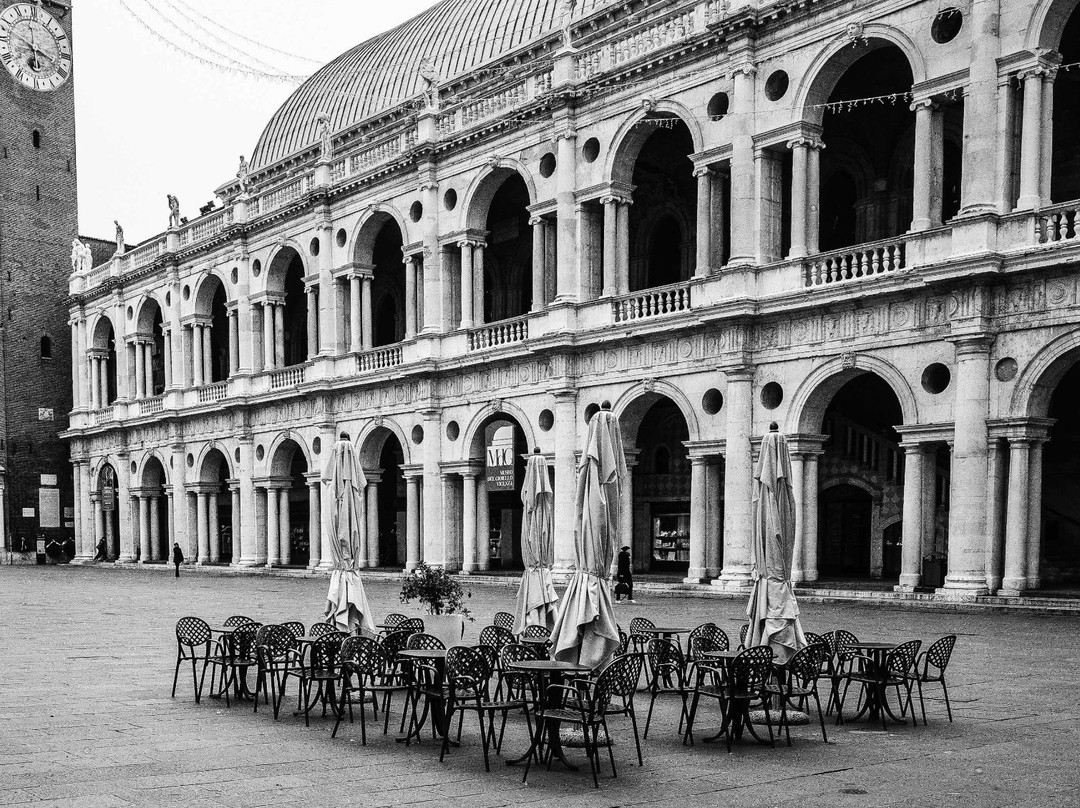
[236,154,250,193]
[419,57,440,111]
[167,194,181,229]
[71,237,93,273]
[316,113,333,161]
[113,220,125,255]
[556,0,577,49]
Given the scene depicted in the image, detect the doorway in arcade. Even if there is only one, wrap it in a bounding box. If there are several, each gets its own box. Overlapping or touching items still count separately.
[483,421,526,570]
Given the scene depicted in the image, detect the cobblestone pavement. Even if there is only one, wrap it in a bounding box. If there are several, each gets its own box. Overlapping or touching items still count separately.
[2,565,1077,808]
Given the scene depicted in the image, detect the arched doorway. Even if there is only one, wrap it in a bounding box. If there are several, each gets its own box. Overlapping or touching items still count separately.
[1043,361,1080,586]
[372,220,405,346]
[1051,5,1080,202]
[193,277,229,384]
[96,462,120,559]
[134,300,166,397]
[269,439,309,567]
[816,373,908,580]
[467,414,529,571]
[360,427,407,568]
[266,248,309,367]
[628,121,696,291]
[626,396,693,574]
[90,317,118,407]
[483,175,532,323]
[199,448,233,564]
[140,456,169,562]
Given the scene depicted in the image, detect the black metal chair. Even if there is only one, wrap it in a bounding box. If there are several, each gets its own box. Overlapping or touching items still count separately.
[282,631,346,727]
[643,638,692,739]
[524,653,645,788]
[333,636,411,742]
[439,646,495,770]
[309,622,338,639]
[521,624,551,640]
[765,642,829,744]
[208,622,261,707]
[479,625,515,656]
[493,611,515,632]
[223,615,255,628]
[908,635,957,725]
[688,623,729,661]
[397,617,425,635]
[280,621,305,640]
[837,639,921,730]
[252,624,300,719]
[684,645,775,752]
[171,616,211,703]
[486,643,539,753]
[825,629,860,715]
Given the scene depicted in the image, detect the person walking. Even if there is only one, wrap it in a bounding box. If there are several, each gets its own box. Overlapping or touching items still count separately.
[93,538,108,562]
[616,545,635,603]
[172,542,184,578]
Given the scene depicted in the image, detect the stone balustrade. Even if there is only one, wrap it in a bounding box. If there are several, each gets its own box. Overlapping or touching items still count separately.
[269,364,307,389]
[468,316,529,351]
[804,239,907,287]
[356,345,403,372]
[196,382,229,404]
[612,281,692,323]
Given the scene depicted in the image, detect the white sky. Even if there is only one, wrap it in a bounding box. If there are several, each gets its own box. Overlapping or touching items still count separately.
[73,0,440,243]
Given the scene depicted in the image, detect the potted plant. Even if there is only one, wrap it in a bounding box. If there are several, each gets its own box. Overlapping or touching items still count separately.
[399,563,472,646]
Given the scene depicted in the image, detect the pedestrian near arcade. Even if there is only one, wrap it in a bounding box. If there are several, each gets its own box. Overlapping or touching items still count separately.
[615,545,635,603]
[172,542,184,578]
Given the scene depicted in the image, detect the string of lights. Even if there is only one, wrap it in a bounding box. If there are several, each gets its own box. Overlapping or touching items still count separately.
[158,0,288,74]
[169,0,324,66]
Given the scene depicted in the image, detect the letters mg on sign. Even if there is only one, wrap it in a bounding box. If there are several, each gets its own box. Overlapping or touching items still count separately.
[485,425,517,491]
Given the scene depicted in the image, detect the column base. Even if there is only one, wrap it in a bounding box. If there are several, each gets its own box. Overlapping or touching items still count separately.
[116,554,136,564]
[405,561,420,572]
[1014,196,1039,212]
[683,568,709,584]
[461,563,480,574]
[936,573,989,599]
[235,557,266,567]
[895,573,922,590]
[712,569,754,592]
[70,555,95,565]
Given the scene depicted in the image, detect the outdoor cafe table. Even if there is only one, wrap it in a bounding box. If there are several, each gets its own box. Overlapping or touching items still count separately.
[844,641,907,725]
[505,659,593,769]
[397,649,449,744]
[693,649,776,745]
[636,626,692,652]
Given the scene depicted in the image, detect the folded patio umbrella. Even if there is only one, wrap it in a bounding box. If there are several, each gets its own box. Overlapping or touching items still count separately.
[550,408,624,671]
[323,436,375,634]
[513,451,559,635]
[746,426,807,664]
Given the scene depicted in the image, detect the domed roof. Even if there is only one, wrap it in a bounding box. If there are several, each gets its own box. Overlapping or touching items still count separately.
[251,0,607,171]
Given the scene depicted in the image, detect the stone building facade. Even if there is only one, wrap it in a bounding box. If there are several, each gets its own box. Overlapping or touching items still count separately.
[1,0,77,558]
[64,0,1080,597]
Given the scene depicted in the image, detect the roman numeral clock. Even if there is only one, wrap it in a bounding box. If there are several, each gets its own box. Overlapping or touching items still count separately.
[0,2,71,92]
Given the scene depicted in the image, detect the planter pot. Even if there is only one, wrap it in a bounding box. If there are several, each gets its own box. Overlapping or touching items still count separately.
[424,614,466,647]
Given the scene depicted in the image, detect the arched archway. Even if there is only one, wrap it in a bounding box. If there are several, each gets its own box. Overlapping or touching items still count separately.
[359,426,408,567]
[465,411,531,570]
[373,220,405,346]
[1051,5,1080,202]
[193,275,230,383]
[133,299,166,397]
[265,247,308,367]
[197,447,233,564]
[95,462,120,559]
[90,316,118,407]
[138,455,169,562]
[1039,360,1080,587]
[268,438,310,566]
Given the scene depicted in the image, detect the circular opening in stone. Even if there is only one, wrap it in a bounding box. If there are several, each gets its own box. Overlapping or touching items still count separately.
[446,420,460,441]
[995,357,1018,382]
[921,362,951,394]
[539,408,554,432]
[411,424,424,444]
[255,445,264,461]
[231,267,238,284]
[186,453,194,468]
[760,381,784,410]
[165,291,171,307]
[312,436,321,455]
[443,188,458,210]
[584,403,600,423]
[702,388,724,414]
[234,448,240,463]
[182,285,190,300]
[581,137,600,163]
[336,228,347,248]
[309,237,320,257]
[127,306,133,320]
[252,259,262,277]
[409,201,423,222]
[539,152,557,178]
[707,91,730,120]
[765,70,789,101]
[131,461,137,474]
[931,8,963,44]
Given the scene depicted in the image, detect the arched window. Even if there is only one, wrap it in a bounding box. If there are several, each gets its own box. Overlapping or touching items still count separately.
[31,130,40,149]
[40,335,52,359]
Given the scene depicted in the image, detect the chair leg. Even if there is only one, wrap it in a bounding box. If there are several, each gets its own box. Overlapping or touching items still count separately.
[522,717,538,784]
[582,722,599,788]
[941,678,953,722]
[643,689,658,739]
[683,691,700,745]
[477,700,490,773]
[171,653,182,698]
[628,704,643,766]
[603,719,617,778]
[813,690,828,743]
[331,686,348,739]
[439,701,453,763]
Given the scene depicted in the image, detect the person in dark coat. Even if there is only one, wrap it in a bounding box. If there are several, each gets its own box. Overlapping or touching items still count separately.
[172,542,184,577]
[93,538,108,561]
[616,545,634,603]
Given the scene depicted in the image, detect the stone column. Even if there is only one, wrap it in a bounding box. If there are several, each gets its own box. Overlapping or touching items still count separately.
[201,325,212,384]
[476,478,490,572]
[984,439,1007,592]
[90,354,101,409]
[705,459,723,578]
[162,328,173,388]
[957,0,1002,216]
[1026,440,1045,591]
[404,256,418,340]
[790,452,806,582]
[462,471,479,573]
[279,487,291,566]
[116,457,134,561]
[103,497,115,559]
[149,494,161,561]
[191,326,204,388]
[1016,68,1046,211]
[261,303,275,369]
[91,494,103,559]
[366,477,380,568]
[910,99,936,231]
[421,409,443,566]
[138,495,151,562]
[802,452,820,582]
[361,275,374,350]
[273,303,285,367]
[144,341,155,395]
[616,201,631,295]
[717,369,753,590]
[405,473,421,570]
[806,143,822,255]
[230,483,241,565]
[602,198,618,295]
[459,240,475,330]
[228,310,239,376]
[555,128,578,303]
[897,443,926,591]
[307,478,322,569]
[208,491,221,563]
[1001,437,1030,594]
[553,390,578,571]
[787,140,809,259]
[250,305,264,372]
[944,337,991,594]
[306,286,319,357]
[620,455,635,575]
[727,64,757,264]
[686,457,708,581]
[473,245,485,328]
[694,167,713,275]
[134,343,146,399]
[1041,69,1057,206]
[196,491,209,564]
[71,463,83,557]
[530,217,547,311]
[349,275,362,352]
[265,487,279,567]
[237,438,258,565]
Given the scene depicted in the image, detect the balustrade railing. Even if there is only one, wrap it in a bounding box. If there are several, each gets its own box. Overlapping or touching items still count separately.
[179,208,233,247]
[577,5,699,80]
[1036,202,1080,245]
[356,345,403,372]
[269,364,306,389]
[257,174,313,214]
[197,381,228,403]
[140,396,164,415]
[460,82,527,128]
[612,282,692,323]
[468,316,529,351]
[128,237,165,269]
[825,412,903,485]
[91,406,115,424]
[804,239,906,287]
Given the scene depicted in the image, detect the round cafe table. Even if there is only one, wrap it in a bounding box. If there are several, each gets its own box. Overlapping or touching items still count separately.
[842,642,906,725]
[505,659,593,769]
[397,649,450,744]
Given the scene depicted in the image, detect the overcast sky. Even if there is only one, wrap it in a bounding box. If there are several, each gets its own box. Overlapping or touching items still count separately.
[73,0,440,243]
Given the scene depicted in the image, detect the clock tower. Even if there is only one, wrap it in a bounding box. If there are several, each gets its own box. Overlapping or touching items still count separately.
[0,0,76,560]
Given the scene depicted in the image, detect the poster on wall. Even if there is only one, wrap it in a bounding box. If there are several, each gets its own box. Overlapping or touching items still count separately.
[485,425,517,491]
[39,489,60,529]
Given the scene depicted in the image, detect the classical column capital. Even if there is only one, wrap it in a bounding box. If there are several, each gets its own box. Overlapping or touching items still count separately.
[731,62,757,79]
[950,334,994,356]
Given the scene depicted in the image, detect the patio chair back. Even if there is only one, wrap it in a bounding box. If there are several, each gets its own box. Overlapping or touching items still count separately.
[521,624,551,640]
[406,632,446,651]
[224,615,255,628]
[886,640,922,677]
[729,646,774,695]
[381,628,413,658]
[397,617,425,634]
[594,652,644,709]
[383,613,407,629]
[924,635,956,674]
[309,622,337,639]
[493,611,515,631]
[309,632,347,672]
[446,646,492,696]
[688,624,729,659]
[280,621,305,640]
[787,642,828,687]
[479,624,515,651]
[176,616,211,648]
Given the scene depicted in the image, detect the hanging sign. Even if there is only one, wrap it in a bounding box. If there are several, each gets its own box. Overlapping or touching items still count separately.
[101,466,116,513]
[485,425,516,491]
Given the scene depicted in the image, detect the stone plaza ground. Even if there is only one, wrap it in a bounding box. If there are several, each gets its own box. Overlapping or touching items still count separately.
[1,565,1077,808]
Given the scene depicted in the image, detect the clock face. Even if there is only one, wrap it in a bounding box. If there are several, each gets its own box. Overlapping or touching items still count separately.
[0,3,71,92]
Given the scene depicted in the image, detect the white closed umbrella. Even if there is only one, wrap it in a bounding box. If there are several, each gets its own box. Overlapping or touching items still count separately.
[322,435,375,634]
[550,406,624,671]
[513,450,559,635]
[746,425,806,664]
